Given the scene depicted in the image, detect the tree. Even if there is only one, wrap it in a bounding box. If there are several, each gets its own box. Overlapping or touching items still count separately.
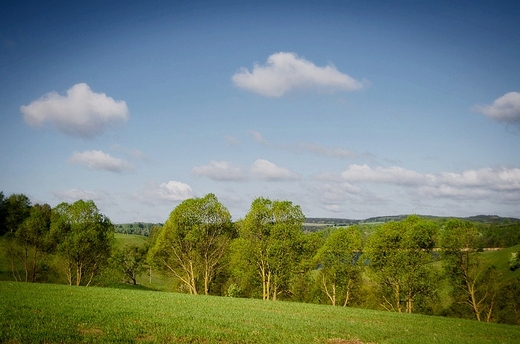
[15,204,53,282]
[365,216,440,313]
[51,200,114,286]
[441,219,500,322]
[148,194,233,295]
[315,227,363,306]
[3,193,31,234]
[111,244,148,285]
[0,191,6,235]
[235,197,306,300]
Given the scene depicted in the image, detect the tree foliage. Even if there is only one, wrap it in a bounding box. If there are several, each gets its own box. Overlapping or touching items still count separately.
[315,227,362,306]
[51,200,114,286]
[149,194,233,295]
[110,244,149,285]
[441,219,500,322]
[3,193,31,234]
[234,197,306,300]
[365,216,440,313]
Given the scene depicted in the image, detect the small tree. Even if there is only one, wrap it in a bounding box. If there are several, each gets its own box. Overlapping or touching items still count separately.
[441,219,499,322]
[111,244,149,285]
[509,250,520,271]
[149,194,233,295]
[365,216,440,313]
[234,197,306,301]
[15,204,53,282]
[315,227,362,306]
[4,194,31,234]
[51,200,114,286]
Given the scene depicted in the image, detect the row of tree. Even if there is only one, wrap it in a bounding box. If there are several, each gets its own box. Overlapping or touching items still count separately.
[1,191,519,325]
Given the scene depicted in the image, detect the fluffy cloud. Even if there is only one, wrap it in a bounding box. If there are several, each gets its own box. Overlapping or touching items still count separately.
[232,52,365,97]
[474,92,520,125]
[136,180,195,205]
[21,83,129,137]
[342,164,433,186]
[191,159,300,182]
[156,181,195,201]
[68,150,134,173]
[341,164,520,202]
[250,159,301,181]
[191,161,246,181]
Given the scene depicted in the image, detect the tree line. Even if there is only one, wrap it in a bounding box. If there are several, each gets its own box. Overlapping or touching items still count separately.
[1,191,519,325]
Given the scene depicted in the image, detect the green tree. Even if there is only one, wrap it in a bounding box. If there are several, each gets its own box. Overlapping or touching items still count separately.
[4,193,31,234]
[51,200,114,286]
[289,231,325,303]
[441,219,500,322]
[315,227,363,306]
[15,204,53,282]
[148,194,233,295]
[235,197,306,300]
[111,244,149,285]
[365,216,440,313]
[0,191,6,235]
[496,277,520,325]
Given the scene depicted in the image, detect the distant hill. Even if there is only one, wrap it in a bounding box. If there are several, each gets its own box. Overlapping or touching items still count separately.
[304,214,520,230]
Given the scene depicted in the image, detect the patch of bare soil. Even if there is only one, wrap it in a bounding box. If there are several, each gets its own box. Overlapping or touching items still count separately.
[327,338,375,344]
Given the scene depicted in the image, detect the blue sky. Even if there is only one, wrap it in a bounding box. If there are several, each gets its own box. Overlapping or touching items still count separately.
[1,0,519,223]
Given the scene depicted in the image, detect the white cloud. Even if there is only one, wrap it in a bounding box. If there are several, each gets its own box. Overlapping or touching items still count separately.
[250,159,301,181]
[232,52,365,97]
[191,161,247,181]
[156,181,195,201]
[136,181,195,205]
[21,83,129,137]
[342,164,432,186]
[474,91,520,125]
[68,150,134,173]
[53,188,103,202]
[341,164,520,202]
[191,159,300,182]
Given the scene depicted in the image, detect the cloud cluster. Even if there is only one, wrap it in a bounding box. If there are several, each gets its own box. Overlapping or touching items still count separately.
[156,181,195,201]
[136,181,195,206]
[232,52,365,97]
[191,161,246,181]
[21,83,129,137]
[474,91,520,126]
[192,159,300,182]
[341,164,520,202]
[68,150,134,173]
[250,159,300,181]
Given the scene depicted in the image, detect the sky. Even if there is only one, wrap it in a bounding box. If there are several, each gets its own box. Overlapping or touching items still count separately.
[1,0,520,223]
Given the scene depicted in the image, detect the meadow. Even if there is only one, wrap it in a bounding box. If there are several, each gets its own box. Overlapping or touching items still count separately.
[1,281,520,343]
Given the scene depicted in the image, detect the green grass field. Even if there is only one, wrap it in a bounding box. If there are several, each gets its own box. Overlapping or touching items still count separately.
[1,281,520,343]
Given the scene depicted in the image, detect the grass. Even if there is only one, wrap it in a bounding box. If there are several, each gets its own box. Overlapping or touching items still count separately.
[1,282,520,343]
[481,245,520,283]
[114,233,149,248]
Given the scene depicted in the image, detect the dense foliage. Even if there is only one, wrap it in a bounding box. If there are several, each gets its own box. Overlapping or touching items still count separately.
[1,190,520,326]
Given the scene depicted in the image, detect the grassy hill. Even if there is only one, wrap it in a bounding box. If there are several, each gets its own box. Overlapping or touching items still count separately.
[1,281,520,343]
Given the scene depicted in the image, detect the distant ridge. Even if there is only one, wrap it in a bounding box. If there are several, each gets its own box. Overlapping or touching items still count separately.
[305,214,520,226]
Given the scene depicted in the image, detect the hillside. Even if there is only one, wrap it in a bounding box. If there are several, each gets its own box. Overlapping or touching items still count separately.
[2,281,520,343]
